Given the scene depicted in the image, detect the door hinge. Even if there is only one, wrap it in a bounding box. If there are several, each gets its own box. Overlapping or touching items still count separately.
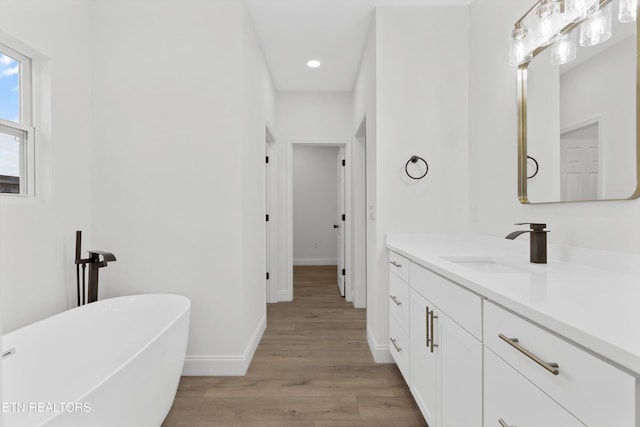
[266,272,270,280]
[341,214,345,221]
[266,156,269,164]
[342,159,345,166]
[266,214,270,222]
[342,268,345,276]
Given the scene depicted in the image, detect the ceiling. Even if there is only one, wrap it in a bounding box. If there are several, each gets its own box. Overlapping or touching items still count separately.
[245,0,471,92]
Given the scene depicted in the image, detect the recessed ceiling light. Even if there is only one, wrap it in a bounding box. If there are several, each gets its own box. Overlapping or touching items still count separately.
[306,59,321,69]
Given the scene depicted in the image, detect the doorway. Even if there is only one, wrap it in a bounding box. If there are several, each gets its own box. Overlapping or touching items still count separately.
[291,144,345,296]
[286,139,352,302]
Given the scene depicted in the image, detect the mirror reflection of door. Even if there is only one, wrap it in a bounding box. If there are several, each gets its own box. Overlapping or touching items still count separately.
[560,122,600,201]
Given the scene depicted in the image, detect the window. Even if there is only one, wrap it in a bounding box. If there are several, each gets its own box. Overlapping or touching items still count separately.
[0,42,34,196]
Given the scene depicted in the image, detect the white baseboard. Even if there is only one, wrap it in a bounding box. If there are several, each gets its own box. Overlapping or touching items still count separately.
[293,258,337,266]
[367,326,394,363]
[182,315,266,376]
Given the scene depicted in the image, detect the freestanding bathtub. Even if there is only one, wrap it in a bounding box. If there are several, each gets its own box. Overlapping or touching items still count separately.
[1,294,190,427]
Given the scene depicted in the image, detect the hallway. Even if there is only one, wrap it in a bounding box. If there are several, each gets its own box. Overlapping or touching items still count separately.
[162,266,426,426]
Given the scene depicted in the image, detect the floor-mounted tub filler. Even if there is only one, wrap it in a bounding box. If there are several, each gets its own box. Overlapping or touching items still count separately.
[2,294,190,427]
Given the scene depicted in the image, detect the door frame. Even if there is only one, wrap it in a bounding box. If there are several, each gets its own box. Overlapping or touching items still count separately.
[265,123,276,303]
[286,138,352,301]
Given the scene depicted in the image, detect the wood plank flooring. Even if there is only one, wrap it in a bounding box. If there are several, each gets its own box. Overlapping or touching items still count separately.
[161,266,426,427]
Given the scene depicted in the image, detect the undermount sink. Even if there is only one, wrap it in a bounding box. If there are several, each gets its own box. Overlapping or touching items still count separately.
[441,256,528,274]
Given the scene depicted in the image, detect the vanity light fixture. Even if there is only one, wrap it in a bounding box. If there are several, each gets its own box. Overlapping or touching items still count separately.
[618,0,637,22]
[510,0,635,66]
[306,59,321,68]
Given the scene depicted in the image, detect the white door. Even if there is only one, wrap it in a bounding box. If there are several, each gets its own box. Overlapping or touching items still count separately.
[265,143,271,301]
[410,290,438,426]
[560,138,599,201]
[438,310,482,427]
[336,147,346,297]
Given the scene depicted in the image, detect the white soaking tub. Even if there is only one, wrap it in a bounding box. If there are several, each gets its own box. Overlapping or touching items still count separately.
[1,294,190,427]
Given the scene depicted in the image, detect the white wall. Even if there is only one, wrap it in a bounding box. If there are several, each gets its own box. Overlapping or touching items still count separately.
[355,6,470,361]
[277,92,354,137]
[0,0,93,333]
[90,0,275,375]
[292,145,339,265]
[469,0,640,254]
[352,16,379,353]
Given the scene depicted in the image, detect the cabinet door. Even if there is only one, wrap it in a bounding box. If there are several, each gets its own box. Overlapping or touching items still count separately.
[438,310,482,427]
[410,290,437,427]
[484,348,585,427]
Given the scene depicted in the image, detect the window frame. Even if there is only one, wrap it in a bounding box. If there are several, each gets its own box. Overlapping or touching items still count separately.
[0,42,35,198]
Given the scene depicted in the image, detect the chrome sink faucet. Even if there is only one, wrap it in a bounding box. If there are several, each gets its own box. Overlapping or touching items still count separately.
[505,223,549,264]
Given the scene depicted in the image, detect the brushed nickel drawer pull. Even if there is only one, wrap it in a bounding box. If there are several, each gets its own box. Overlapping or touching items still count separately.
[499,333,559,375]
[498,419,511,427]
[390,338,402,353]
[425,306,430,347]
[390,261,402,268]
[389,295,402,306]
[429,309,438,353]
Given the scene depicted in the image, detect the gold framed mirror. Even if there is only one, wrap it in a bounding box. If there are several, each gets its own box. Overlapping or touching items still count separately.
[516,0,640,203]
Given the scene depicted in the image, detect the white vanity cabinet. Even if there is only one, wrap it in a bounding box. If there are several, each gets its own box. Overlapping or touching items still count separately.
[387,234,640,427]
[388,250,483,427]
[388,252,411,382]
[410,262,483,427]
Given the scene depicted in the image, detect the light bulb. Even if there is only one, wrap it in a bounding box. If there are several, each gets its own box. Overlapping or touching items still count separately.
[509,24,533,66]
[535,0,563,46]
[580,4,612,47]
[550,32,577,65]
[619,0,637,22]
[565,0,600,21]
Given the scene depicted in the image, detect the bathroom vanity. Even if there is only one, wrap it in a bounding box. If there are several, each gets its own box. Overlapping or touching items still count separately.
[387,233,640,427]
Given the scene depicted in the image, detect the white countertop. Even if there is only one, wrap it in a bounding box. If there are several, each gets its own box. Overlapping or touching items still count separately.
[386,233,640,376]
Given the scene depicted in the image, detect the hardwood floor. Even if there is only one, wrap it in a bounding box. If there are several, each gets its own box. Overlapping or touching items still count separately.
[162,265,426,427]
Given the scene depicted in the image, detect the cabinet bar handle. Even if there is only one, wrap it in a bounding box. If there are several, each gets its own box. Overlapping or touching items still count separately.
[390,337,402,353]
[390,261,402,268]
[498,333,559,375]
[498,419,511,427]
[389,295,402,306]
[425,306,430,347]
[429,309,438,353]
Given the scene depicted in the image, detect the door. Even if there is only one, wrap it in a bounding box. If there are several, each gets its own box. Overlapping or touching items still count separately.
[336,147,346,297]
[438,310,482,427]
[265,141,271,301]
[410,290,437,426]
[560,138,599,201]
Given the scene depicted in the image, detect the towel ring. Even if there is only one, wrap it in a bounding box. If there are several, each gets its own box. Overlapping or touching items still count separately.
[527,156,539,179]
[405,156,429,180]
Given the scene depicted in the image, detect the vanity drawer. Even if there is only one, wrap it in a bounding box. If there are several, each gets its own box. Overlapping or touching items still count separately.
[409,262,482,340]
[389,251,409,282]
[389,273,410,332]
[484,301,636,427]
[389,317,410,383]
[484,347,584,427]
